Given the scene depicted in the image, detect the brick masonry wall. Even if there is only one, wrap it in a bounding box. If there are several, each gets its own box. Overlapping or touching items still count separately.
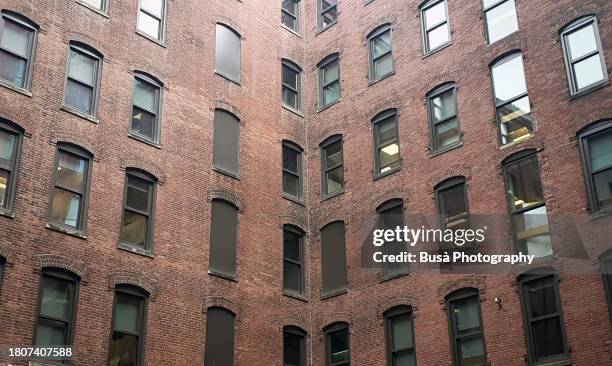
[0,0,609,366]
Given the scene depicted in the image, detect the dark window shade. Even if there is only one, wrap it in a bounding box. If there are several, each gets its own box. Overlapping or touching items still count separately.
[215,24,241,83]
[213,110,240,177]
[321,221,347,296]
[0,121,22,213]
[436,178,471,251]
[378,201,408,276]
[283,327,306,366]
[325,323,349,366]
[209,200,238,277]
[205,307,235,366]
[578,121,612,213]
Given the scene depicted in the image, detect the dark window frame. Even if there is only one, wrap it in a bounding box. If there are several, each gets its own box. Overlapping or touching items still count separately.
[205,306,236,366]
[108,284,148,366]
[578,120,612,215]
[320,135,344,198]
[317,0,338,31]
[367,24,394,82]
[281,0,301,33]
[446,288,487,366]
[283,225,305,296]
[136,0,167,43]
[33,268,80,352]
[281,60,302,112]
[372,109,401,178]
[384,306,416,366]
[215,23,242,84]
[283,325,307,366]
[435,177,471,250]
[62,42,103,118]
[377,199,409,279]
[600,250,612,323]
[420,0,451,54]
[208,198,239,280]
[318,54,341,108]
[47,143,93,233]
[0,119,23,214]
[324,322,350,366]
[212,109,241,179]
[119,169,157,253]
[482,0,519,44]
[427,83,462,153]
[0,11,38,91]
[560,16,608,97]
[518,270,569,365]
[282,140,304,201]
[129,72,163,144]
[0,256,5,290]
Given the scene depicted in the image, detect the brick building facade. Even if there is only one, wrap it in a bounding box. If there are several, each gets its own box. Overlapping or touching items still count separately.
[0,0,611,365]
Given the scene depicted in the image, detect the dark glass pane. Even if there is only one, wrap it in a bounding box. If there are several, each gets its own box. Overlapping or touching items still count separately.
[453,296,481,334]
[133,79,157,111]
[141,0,163,17]
[486,0,518,43]
[68,50,95,85]
[567,23,597,60]
[209,200,238,277]
[435,117,460,148]
[284,230,301,261]
[391,314,413,350]
[372,31,391,59]
[377,116,397,146]
[131,107,156,141]
[322,61,339,84]
[283,172,299,197]
[427,23,449,50]
[49,188,81,228]
[283,87,299,110]
[216,24,241,82]
[373,53,393,79]
[505,155,543,211]
[0,50,26,87]
[282,64,298,90]
[212,110,240,175]
[527,277,557,318]
[0,20,30,57]
[441,183,467,220]
[282,12,297,30]
[512,206,552,257]
[588,129,612,171]
[322,81,340,105]
[282,0,298,14]
[321,6,337,28]
[321,0,337,11]
[431,89,455,123]
[320,222,347,294]
[205,308,235,366]
[138,11,160,39]
[283,331,303,366]
[393,350,416,366]
[329,329,349,363]
[65,79,93,114]
[424,1,446,29]
[35,319,67,346]
[120,210,148,246]
[325,141,342,168]
[283,145,299,173]
[283,261,301,293]
[109,332,139,366]
[593,169,612,209]
[114,292,141,333]
[126,175,151,213]
[574,54,605,90]
[326,166,343,194]
[57,151,86,191]
[40,276,71,319]
[532,318,564,359]
[458,334,486,366]
[492,54,527,104]
[0,169,9,208]
[0,129,16,166]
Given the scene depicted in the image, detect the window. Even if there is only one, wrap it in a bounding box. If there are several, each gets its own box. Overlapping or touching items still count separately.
[284,326,306,366]
[48,144,92,232]
[324,323,349,366]
[63,43,102,117]
[491,52,532,145]
[320,135,343,197]
[282,0,300,33]
[436,177,470,250]
[320,221,347,297]
[518,271,569,365]
[318,55,340,107]
[0,119,22,213]
[130,73,163,143]
[209,199,238,279]
[283,225,305,295]
[109,285,148,366]
[0,257,4,289]
[428,83,461,152]
[601,250,612,322]
[483,0,518,44]
[34,269,79,350]
[212,109,240,177]
[0,11,37,90]
[373,110,401,176]
[561,16,608,96]
[368,25,394,81]
[421,0,451,53]
[502,151,552,257]
[384,306,416,366]
[283,141,303,201]
[119,170,156,251]
[377,199,408,278]
[205,307,235,366]
[317,0,338,31]
[446,289,486,366]
[578,121,612,214]
[137,0,166,41]
[215,24,241,83]
[282,60,302,111]
[79,0,108,12]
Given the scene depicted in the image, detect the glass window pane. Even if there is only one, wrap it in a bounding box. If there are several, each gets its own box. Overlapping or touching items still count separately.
[216,25,241,82]
[126,175,150,213]
[323,62,339,84]
[65,79,93,114]
[513,206,552,257]
[114,292,141,333]
[69,50,95,85]
[394,350,416,366]
[505,155,544,211]
[40,276,71,319]
[567,23,598,60]
[588,129,612,171]
[323,81,340,105]
[379,143,400,172]
[283,172,299,197]
[486,0,518,43]
[50,188,81,228]
[0,50,26,87]
[492,54,527,104]
[498,95,533,145]
[453,297,481,334]
[282,12,296,30]
[483,0,499,8]
[35,320,67,346]
[431,89,455,122]
[282,65,298,90]
[110,332,139,366]
[573,54,605,90]
[435,117,460,149]
[283,332,302,366]
[593,169,612,209]
[372,31,391,59]
[374,53,393,79]
[282,0,298,14]
[284,230,301,261]
[378,117,397,146]
[0,20,30,57]
[131,107,156,140]
[326,166,343,194]
[325,141,342,168]
[391,315,413,350]
[120,210,148,246]
[329,329,348,363]
[321,7,337,28]
[282,87,299,109]
[57,151,86,192]
[441,183,467,219]
[321,0,337,11]
[141,0,163,17]
[527,277,557,318]
[81,0,103,9]
[283,261,301,292]
[0,129,16,165]
[133,79,157,112]
[138,11,161,39]
[458,335,486,366]
[283,146,299,173]
[427,23,450,51]
[532,318,564,359]
[0,170,9,208]
[424,1,446,29]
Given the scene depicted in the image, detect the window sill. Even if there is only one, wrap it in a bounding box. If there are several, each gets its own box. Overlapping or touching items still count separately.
[281,24,303,38]
[282,104,304,118]
[374,166,401,181]
[430,141,463,157]
[135,30,167,48]
[75,0,109,18]
[321,288,347,300]
[534,358,572,366]
[0,79,32,97]
[590,209,612,221]
[321,189,344,202]
[118,242,154,258]
[283,290,308,302]
[212,166,240,180]
[379,268,410,283]
[422,41,453,59]
[215,71,241,86]
[127,133,162,149]
[208,269,238,282]
[60,105,99,124]
[315,20,338,36]
[569,80,609,101]
[368,71,395,86]
[283,194,306,206]
[46,223,87,240]
[499,134,534,150]
[0,208,15,219]
[317,98,341,113]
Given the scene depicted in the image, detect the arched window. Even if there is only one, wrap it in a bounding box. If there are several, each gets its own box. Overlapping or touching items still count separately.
[213,109,240,178]
[427,83,461,153]
[318,54,340,108]
[109,284,149,366]
[324,322,349,366]
[137,0,167,42]
[130,72,163,144]
[320,221,347,297]
[384,306,416,366]
[63,41,103,118]
[320,134,343,197]
[215,24,241,83]
[483,0,518,44]
[367,24,394,82]
[205,307,236,365]
[445,288,486,366]
[0,118,23,213]
[209,199,239,279]
[283,325,307,366]
[372,109,401,177]
[119,169,157,252]
[0,11,38,90]
[420,0,451,54]
[578,120,612,214]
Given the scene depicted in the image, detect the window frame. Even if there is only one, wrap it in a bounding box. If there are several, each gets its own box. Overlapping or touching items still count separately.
[281,0,301,33]
[118,169,157,253]
[47,143,93,233]
[212,109,241,179]
[600,250,612,323]
[136,0,168,43]
[560,16,608,97]
[420,0,452,54]
[283,325,307,366]
[324,322,350,366]
[283,225,305,296]
[317,0,338,31]
[384,306,416,366]
[62,43,103,118]
[446,288,487,366]
[208,198,239,280]
[108,284,148,366]
[77,0,109,14]
[427,83,462,153]
[205,306,236,366]
[320,135,344,198]
[578,120,612,215]
[318,54,341,108]
[0,11,38,91]
[282,140,304,202]
[368,25,395,82]
[320,221,348,298]
[372,109,401,178]
[281,60,302,112]
[215,23,242,84]
[129,72,163,144]
[0,119,23,214]
[518,270,569,365]
[435,177,470,250]
[482,0,519,44]
[377,199,409,279]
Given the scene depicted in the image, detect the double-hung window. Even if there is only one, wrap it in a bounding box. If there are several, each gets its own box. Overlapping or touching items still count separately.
[428,83,461,152]
[368,25,394,82]
[601,251,612,322]
[282,0,300,33]
[283,226,305,295]
[0,11,37,90]
[325,323,350,366]
[119,170,156,251]
[578,120,612,214]
[282,141,303,201]
[130,73,162,143]
[483,0,518,44]
[318,0,338,31]
[63,43,102,117]
[377,199,408,278]
[137,0,167,42]
[320,135,343,197]
[284,326,307,366]
[318,55,340,108]
[384,306,416,366]
[0,120,22,213]
[320,221,348,297]
[109,285,148,366]
[373,110,400,177]
[421,0,451,54]
[436,177,470,251]
[282,60,302,112]
[446,289,486,366]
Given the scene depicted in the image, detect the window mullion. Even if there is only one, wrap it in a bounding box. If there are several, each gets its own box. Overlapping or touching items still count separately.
[427,19,447,32]
[125,205,150,217]
[496,91,528,108]
[54,183,84,196]
[571,49,600,64]
[140,8,162,22]
[485,0,508,12]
